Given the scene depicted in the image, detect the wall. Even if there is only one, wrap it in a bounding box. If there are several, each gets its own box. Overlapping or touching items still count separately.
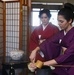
[67,0,74,4]
[32,0,67,3]
[32,0,74,4]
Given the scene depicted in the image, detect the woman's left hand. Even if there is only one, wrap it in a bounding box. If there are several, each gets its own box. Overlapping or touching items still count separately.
[43,59,58,66]
[43,61,50,66]
[62,47,67,54]
[39,39,46,45]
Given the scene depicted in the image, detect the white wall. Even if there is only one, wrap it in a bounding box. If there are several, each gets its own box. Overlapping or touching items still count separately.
[32,0,67,3]
[32,0,74,4]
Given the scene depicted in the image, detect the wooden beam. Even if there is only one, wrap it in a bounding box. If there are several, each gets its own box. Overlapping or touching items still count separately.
[3,2,6,56]
[19,0,23,49]
[1,0,19,2]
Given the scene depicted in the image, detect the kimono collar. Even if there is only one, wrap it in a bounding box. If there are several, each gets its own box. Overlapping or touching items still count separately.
[64,26,73,35]
[64,30,67,35]
[42,23,49,31]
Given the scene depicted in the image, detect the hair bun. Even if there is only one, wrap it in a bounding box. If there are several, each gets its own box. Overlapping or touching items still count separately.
[64,3,74,12]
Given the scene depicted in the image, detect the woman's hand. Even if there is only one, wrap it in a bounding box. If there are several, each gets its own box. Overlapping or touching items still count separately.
[29,50,37,62]
[62,47,67,54]
[29,47,40,62]
[39,39,46,45]
[43,59,58,66]
[43,61,50,66]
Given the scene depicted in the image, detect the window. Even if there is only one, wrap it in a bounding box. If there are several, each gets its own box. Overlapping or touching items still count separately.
[32,8,59,27]
[49,10,58,26]
[32,8,40,26]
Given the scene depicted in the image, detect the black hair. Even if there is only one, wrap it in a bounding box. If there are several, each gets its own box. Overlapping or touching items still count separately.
[39,9,51,18]
[58,3,74,23]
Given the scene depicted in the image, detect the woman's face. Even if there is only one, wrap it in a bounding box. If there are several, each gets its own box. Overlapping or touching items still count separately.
[40,13,49,26]
[57,15,71,31]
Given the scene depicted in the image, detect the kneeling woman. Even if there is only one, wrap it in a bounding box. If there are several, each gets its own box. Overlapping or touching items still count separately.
[29,3,74,75]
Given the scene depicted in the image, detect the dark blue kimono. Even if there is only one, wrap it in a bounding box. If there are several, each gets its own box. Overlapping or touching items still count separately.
[40,27,74,75]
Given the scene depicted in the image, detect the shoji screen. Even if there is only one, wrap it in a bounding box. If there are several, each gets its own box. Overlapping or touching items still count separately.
[6,2,20,56]
[22,0,31,55]
[0,2,3,56]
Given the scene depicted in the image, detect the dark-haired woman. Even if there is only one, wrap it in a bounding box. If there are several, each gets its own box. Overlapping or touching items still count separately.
[29,3,74,75]
[29,9,59,62]
[29,9,59,75]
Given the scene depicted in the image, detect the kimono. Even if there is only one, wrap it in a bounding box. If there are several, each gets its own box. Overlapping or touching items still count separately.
[29,23,59,61]
[40,27,74,75]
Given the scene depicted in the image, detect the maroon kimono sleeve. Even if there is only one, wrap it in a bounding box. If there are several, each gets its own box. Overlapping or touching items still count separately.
[29,30,38,52]
[53,26,59,35]
[55,39,74,64]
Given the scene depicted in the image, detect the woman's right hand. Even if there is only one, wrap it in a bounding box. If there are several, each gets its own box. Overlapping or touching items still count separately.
[29,50,37,62]
[29,47,40,62]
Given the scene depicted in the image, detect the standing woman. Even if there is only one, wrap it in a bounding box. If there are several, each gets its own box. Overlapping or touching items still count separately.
[29,3,74,75]
[29,9,59,75]
[29,9,59,62]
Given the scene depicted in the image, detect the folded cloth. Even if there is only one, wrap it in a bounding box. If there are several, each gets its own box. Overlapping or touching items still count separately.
[28,63,35,72]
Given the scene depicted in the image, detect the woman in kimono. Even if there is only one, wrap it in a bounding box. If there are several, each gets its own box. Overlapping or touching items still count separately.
[29,9,59,61]
[29,3,74,75]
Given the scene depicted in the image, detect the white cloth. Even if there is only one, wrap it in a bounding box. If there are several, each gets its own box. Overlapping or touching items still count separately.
[42,24,49,31]
[64,30,67,35]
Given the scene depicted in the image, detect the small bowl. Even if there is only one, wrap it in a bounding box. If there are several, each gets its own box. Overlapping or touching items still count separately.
[9,50,24,60]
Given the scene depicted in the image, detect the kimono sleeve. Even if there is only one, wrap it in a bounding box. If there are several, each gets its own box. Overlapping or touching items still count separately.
[55,38,74,64]
[39,33,61,60]
[29,30,39,52]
